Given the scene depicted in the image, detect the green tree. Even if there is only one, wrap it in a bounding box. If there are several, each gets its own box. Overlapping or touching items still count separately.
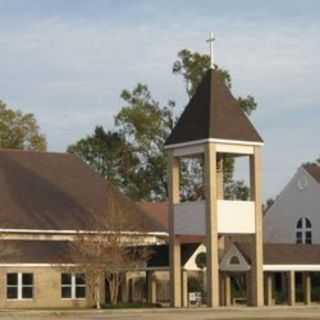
[172,49,257,115]
[68,126,140,197]
[115,84,175,200]
[0,100,47,151]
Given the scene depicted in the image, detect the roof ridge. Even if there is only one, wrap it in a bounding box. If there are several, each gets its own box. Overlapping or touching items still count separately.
[0,148,71,156]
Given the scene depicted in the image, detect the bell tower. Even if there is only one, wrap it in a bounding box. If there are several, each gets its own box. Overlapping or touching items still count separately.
[165,47,264,307]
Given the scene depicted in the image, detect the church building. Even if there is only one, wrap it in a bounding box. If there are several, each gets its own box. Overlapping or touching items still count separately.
[0,39,320,309]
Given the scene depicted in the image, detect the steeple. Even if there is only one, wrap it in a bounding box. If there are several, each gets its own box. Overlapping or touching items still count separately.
[165,68,263,147]
[166,37,264,308]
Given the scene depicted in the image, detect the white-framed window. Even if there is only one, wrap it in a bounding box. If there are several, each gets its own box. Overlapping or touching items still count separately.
[6,273,33,300]
[61,273,86,299]
[296,217,312,244]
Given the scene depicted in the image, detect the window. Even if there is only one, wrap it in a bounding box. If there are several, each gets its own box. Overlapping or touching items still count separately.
[61,273,86,299]
[7,273,33,300]
[229,256,240,265]
[296,218,312,244]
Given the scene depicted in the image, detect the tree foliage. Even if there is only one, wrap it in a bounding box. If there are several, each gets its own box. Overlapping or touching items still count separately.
[115,84,175,200]
[67,127,139,194]
[0,100,47,151]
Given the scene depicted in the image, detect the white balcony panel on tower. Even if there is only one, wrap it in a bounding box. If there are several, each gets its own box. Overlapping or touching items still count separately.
[217,200,255,234]
[174,200,255,235]
[174,201,206,235]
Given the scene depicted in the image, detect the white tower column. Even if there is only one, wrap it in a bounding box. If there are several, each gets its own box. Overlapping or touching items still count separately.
[205,143,220,307]
[249,146,264,306]
[168,150,182,307]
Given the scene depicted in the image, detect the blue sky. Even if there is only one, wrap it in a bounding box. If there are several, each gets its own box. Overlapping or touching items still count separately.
[0,0,319,200]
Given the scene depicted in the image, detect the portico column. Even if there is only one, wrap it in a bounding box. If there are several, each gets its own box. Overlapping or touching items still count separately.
[168,151,182,307]
[220,272,225,306]
[249,147,264,306]
[303,272,312,305]
[246,272,252,304]
[121,272,129,303]
[264,272,273,306]
[147,271,157,304]
[205,143,220,307]
[224,273,232,306]
[181,270,188,307]
[288,271,296,306]
[129,278,135,302]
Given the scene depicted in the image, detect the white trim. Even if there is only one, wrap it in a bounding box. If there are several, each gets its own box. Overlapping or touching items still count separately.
[0,263,78,267]
[0,228,168,237]
[215,143,254,155]
[0,263,171,272]
[264,265,320,271]
[165,138,263,150]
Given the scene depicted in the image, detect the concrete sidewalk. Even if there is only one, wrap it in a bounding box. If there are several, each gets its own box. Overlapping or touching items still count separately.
[1,306,320,320]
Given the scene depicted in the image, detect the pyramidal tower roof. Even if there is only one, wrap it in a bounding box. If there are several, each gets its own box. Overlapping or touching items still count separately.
[165,68,263,147]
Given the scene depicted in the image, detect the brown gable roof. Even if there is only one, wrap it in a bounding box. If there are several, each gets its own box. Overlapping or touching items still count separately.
[237,242,320,265]
[0,240,74,264]
[0,150,165,233]
[165,69,263,146]
[138,202,169,230]
[303,163,320,184]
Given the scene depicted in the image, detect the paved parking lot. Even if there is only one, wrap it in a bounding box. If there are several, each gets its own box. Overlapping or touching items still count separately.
[2,307,320,320]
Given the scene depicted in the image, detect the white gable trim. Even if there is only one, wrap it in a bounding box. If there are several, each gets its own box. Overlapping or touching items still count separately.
[220,244,251,272]
[0,228,168,237]
[264,265,320,272]
[165,138,264,150]
[183,244,206,271]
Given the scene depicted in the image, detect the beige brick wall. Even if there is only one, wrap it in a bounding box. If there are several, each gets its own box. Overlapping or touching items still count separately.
[0,266,96,309]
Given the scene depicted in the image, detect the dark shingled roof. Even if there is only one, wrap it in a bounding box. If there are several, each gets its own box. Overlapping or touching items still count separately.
[237,243,320,265]
[0,241,200,266]
[138,202,169,230]
[3,240,320,266]
[0,240,75,264]
[304,163,320,184]
[165,69,263,146]
[0,150,165,233]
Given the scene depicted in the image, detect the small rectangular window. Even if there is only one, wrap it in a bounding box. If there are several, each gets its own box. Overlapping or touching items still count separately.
[61,286,72,299]
[7,273,33,300]
[306,231,312,244]
[7,273,18,286]
[296,232,303,244]
[21,273,33,299]
[61,273,72,285]
[61,273,86,299]
[75,273,86,298]
[7,286,18,299]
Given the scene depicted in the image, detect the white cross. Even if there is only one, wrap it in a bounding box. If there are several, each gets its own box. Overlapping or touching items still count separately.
[206,32,215,69]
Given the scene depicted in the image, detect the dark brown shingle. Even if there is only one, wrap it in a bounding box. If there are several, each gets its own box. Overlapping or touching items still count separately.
[303,163,320,184]
[237,243,320,265]
[0,150,165,233]
[165,69,263,146]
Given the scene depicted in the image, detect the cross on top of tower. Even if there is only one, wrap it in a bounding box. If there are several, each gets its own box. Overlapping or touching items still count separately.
[206,32,215,69]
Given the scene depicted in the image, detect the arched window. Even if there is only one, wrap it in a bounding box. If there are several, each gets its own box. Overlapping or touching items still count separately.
[229,256,240,265]
[296,218,312,244]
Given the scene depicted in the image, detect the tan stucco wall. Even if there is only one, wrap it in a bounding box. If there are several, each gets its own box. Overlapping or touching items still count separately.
[0,266,95,309]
